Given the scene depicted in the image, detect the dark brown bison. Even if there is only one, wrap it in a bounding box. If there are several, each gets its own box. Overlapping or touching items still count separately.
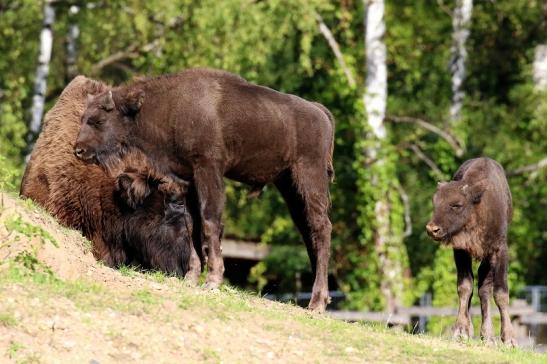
[20,76,195,276]
[426,157,516,346]
[73,68,335,311]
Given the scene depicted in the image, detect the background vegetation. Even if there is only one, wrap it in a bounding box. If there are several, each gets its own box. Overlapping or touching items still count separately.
[0,0,545,319]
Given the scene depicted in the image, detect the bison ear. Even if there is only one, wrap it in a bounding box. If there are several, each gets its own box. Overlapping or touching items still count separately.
[437,181,447,188]
[119,88,145,117]
[116,172,150,209]
[462,181,487,204]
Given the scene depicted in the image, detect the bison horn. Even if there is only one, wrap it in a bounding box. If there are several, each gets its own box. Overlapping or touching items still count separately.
[103,90,115,111]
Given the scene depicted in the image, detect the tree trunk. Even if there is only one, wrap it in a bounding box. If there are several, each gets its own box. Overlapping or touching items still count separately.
[27,0,55,155]
[363,0,405,313]
[533,44,547,90]
[449,0,473,124]
[363,0,387,140]
[65,5,80,83]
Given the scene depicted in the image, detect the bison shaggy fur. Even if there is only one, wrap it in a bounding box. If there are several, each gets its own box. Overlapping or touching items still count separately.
[20,76,195,276]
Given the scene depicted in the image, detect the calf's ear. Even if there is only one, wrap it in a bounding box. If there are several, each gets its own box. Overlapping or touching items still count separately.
[462,180,487,204]
[116,172,151,209]
[119,88,145,117]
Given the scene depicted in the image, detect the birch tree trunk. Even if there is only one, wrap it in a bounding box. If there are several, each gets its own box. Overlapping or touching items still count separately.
[363,0,405,313]
[449,0,473,125]
[27,0,55,152]
[65,5,80,82]
[533,44,547,90]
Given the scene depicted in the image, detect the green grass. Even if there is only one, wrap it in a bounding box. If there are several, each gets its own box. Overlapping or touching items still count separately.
[7,341,24,359]
[5,214,58,248]
[0,312,17,327]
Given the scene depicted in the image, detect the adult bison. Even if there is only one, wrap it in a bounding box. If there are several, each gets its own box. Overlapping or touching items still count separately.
[20,76,195,276]
[73,68,335,311]
[426,157,516,346]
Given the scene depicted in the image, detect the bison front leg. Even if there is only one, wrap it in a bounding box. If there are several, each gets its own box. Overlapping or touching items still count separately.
[184,244,202,286]
[492,248,517,347]
[453,249,474,340]
[193,163,225,289]
[478,259,494,343]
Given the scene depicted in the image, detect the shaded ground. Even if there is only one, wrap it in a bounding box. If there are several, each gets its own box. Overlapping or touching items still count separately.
[0,192,545,364]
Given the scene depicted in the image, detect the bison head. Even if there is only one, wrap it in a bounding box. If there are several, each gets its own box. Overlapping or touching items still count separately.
[426,180,486,241]
[74,88,144,166]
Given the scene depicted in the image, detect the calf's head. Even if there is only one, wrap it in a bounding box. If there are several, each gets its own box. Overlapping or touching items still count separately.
[74,88,144,165]
[426,180,487,241]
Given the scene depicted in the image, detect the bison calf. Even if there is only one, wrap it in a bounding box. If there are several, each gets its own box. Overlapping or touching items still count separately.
[115,172,193,276]
[426,157,516,346]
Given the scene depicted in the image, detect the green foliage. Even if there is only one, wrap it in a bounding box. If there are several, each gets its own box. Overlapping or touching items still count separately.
[252,245,311,294]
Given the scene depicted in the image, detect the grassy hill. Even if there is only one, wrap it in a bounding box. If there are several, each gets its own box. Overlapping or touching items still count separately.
[0,192,544,364]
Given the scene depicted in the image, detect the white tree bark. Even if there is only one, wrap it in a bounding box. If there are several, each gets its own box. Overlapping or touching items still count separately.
[28,0,55,147]
[533,44,547,90]
[363,0,387,140]
[363,0,403,313]
[65,5,80,82]
[449,0,473,124]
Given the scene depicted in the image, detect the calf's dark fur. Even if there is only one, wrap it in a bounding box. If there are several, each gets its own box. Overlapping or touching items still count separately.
[426,157,516,346]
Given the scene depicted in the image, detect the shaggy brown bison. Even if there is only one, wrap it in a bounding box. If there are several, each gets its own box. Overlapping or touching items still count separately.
[20,76,195,276]
[74,68,335,311]
[426,157,516,346]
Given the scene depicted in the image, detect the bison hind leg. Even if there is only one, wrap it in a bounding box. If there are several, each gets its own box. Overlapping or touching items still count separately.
[275,164,332,313]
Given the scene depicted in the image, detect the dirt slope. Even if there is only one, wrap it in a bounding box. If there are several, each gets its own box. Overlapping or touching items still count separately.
[0,192,544,364]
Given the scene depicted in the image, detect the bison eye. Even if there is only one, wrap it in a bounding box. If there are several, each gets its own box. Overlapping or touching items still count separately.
[89,118,103,127]
[450,203,463,210]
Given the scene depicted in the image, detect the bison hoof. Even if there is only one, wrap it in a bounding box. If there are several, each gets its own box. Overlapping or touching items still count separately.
[184,272,200,287]
[307,295,329,313]
[501,334,517,347]
[480,335,495,345]
[203,277,222,290]
[453,323,473,340]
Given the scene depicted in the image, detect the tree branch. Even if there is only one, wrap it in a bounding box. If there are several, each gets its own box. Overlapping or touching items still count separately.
[90,39,160,75]
[90,17,183,75]
[396,182,412,238]
[407,143,446,180]
[506,157,547,177]
[386,114,464,156]
[315,13,356,88]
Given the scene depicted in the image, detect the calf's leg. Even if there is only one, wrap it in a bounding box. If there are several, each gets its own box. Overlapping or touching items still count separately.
[276,165,332,313]
[492,248,517,346]
[453,249,474,339]
[193,163,225,289]
[183,187,202,285]
[477,259,494,342]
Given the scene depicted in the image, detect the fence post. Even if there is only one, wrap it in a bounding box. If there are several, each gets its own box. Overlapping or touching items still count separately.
[418,293,432,333]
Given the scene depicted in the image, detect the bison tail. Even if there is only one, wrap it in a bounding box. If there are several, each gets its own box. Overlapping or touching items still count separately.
[312,102,335,183]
